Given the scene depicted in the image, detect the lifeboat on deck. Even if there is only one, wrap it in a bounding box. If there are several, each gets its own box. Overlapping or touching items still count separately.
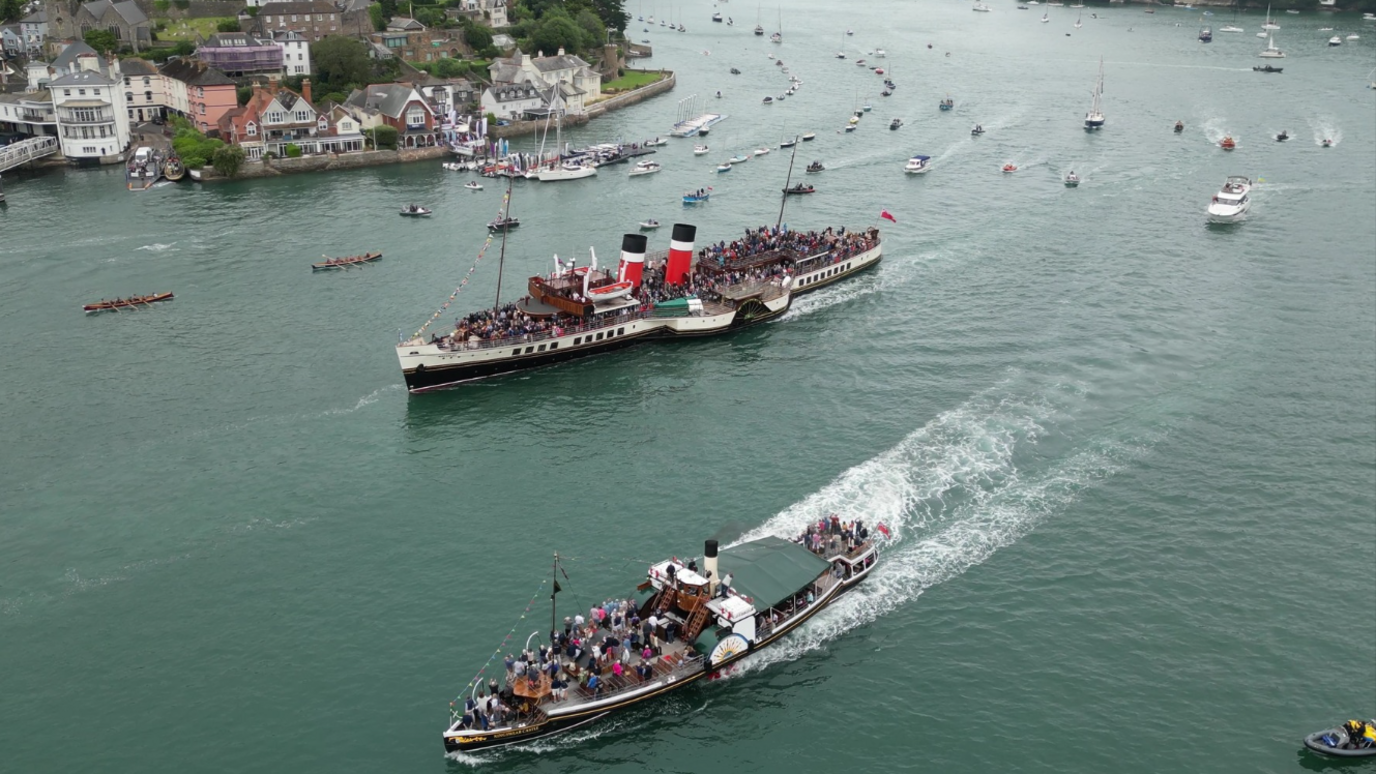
[587,280,635,302]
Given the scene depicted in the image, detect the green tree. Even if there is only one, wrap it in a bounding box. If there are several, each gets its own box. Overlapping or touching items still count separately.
[575,8,604,46]
[414,6,443,27]
[368,125,398,150]
[216,19,240,32]
[236,85,253,106]
[212,145,246,177]
[461,19,494,55]
[432,57,468,78]
[1,0,24,23]
[171,40,195,57]
[313,35,372,91]
[530,15,585,56]
[591,0,628,33]
[152,0,170,12]
[83,29,119,54]
[368,3,386,31]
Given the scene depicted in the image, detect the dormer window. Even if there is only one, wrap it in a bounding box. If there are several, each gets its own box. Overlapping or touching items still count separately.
[247,122,257,136]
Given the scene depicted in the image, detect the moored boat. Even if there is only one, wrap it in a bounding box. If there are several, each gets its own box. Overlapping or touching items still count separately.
[629,160,662,176]
[783,183,815,194]
[401,205,433,217]
[694,144,711,155]
[162,155,185,182]
[1085,57,1106,130]
[83,292,174,313]
[312,252,383,271]
[440,531,880,752]
[801,132,816,141]
[639,219,661,230]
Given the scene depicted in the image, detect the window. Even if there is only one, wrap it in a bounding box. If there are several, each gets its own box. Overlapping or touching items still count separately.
[78,88,85,95]
[537,344,546,352]
[595,332,604,341]
[93,89,101,96]
[143,77,150,86]
[246,122,257,136]
[315,13,322,20]
[512,349,521,356]
[549,342,558,350]
[63,89,71,96]
[297,53,303,60]
[618,327,625,335]
[123,77,131,86]
[125,91,133,101]
[574,337,581,345]
[524,346,534,354]
[145,91,152,102]
[291,14,298,21]
[405,106,425,128]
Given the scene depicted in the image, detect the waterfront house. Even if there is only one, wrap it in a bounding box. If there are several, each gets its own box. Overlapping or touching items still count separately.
[487,48,599,115]
[0,89,58,140]
[220,78,363,159]
[18,9,46,57]
[196,32,283,78]
[479,80,554,121]
[119,56,167,124]
[253,0,339,43]
[51,59,130,164]
[342,82,440,147]
[448,0,508,30]
[159,57,237,135]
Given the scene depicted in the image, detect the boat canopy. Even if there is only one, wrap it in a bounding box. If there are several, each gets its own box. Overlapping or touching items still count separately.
[713,536,832,610]
[910,155,931,162]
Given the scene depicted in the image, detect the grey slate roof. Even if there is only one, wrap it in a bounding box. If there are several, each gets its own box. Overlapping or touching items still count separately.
[50,69,116,87]
[203,33,263,47]
[20,9,47,23]
[345,83,431,119]
[531,52,589,73]
[159,57,236,87]
[387,17,425,31]
[51,41,99,71]
[85,0,149,26]
[255,0,338,14]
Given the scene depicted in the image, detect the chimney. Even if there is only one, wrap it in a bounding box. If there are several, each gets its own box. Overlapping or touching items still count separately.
[617,233,647,289]
[665,223,696,286]
[556,46,564,56]
[301,78,311,104]
[703,540,719,597]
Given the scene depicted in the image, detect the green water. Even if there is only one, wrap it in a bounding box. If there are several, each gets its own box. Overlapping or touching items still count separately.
[3,3,1374,772]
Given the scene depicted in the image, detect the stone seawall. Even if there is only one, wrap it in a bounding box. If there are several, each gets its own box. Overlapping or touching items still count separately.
[196,146,450,182]
[489,70,676,139]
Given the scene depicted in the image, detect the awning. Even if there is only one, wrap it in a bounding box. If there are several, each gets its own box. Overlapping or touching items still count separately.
[715,536,831,610]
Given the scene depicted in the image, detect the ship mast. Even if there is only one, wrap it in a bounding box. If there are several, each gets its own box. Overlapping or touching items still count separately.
[493,174,513,311]
[551,552,559,636]
[776,135,799,228]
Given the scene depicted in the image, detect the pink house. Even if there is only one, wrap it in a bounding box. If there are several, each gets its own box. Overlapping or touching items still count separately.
[159,58,238,135]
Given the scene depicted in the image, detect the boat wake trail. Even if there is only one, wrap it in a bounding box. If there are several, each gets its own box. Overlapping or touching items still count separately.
[725,375,1143,677]
[135,243,177,252]
[322,383,405,416]
[1307,116,1341,146]
[780,251,932,321]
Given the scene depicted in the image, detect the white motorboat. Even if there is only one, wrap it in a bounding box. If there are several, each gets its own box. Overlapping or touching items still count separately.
[754,147,770,156]
[843,124,856,132]
[639,219,661,230]
[537,161,599,181]
[1207,175,1252,223]
[801,132,817,141]
[629,160,662,176]
[1259,33,1285,57]
[973,3,992,11]
[904,155,931,174]
[463,181,483,190]
[1085,57,1106,130]
[729,153,749,164]
[1328,35,1342,45]
[717,162,733,172]
[1220,25,1243,32]
[1064,171,1080,187]
[874,48,886,57]
[1346,33,1359,39]
[694,144,710,155]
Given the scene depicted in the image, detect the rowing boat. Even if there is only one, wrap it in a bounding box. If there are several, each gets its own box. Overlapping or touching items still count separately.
[312,252,383,271]
[82,292,174,313]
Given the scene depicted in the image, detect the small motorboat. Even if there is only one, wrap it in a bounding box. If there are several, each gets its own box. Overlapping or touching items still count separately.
[754,147,770,156]
[729,153,749,164]
[712,12,722,21]
[889,118,903,130]
[683,190,711,204]
[762,96,775,104]
[783,184,816,195]
[463,181,483,190]
[1321,138,1333,147]
[587,280,635,302]
[846,29,854,35]
[1276,130,1289,142]
[1206,175,1252,223]
[1304,720,1376,757]
[694,144,711,155]
[488,216,520,231]
[730,67,742,75]
[1002,163,1018,173]
[904,155,931,174]
[1328,35,1342,45]
[644,137,669,147]
[1064,171,1080,187]
[801,132,817,141]
[780,139,797,148]
[863,103,873,113]
[806,161,825,173]
[849,115,860,126]
[312,252,383,271]
[856,59,867,66]
[82,292,174,313]
[939,97,954,111]
[1219,136,1237,150]
[639,219,661,230]
[629,160,662,176]
[400,205,432,217]
[717,163,733,172]
[1174,120,1185,133]
[1253,65,1283,73]
[883,78,895,89]
[971,124,985,136]
[836,51,846,59]
[442,161,469,171]
[844,124,857,132]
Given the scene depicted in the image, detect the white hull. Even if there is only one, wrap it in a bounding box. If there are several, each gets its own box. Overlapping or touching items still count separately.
[537,165,598,181]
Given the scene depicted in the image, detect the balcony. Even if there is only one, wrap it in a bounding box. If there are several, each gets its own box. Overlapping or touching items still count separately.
[19,110,57,124]
[58,111,116,125]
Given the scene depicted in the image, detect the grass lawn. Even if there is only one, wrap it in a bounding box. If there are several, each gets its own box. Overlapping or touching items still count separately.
[602,70,664,93]
[155,17,238,42]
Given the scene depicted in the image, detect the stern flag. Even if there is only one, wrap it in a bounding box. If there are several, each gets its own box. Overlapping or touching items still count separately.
[880,210,898,224]
[552,580,562,595]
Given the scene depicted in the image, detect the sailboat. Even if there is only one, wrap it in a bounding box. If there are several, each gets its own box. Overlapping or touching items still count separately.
[537,94,597,181]
[1074,10,1082,28]
[836,31,846,58]
[1258,32,1284,57]
[771,7,782,42]
[1262,3,1279,29]
[1084,56,1105,130]
[1040,11,1050,23]
[754,3,764,34]
[1199,15,1212,42]
[1220,0,1243,32]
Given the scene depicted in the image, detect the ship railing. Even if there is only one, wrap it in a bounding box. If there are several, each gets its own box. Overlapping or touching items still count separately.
[439,308,657,352]
[559,652,706,709]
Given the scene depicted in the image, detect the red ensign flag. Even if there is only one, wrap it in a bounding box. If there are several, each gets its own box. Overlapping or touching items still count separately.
[880,210,897,223]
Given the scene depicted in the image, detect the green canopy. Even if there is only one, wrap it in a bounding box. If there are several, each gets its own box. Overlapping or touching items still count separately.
[716,536,831,611]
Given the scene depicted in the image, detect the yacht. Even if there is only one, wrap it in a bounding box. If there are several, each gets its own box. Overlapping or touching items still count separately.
[1206,176,1252,223]
[1328,35,1342,45]
[629,160,662,176]
[694,144,710,155]
[1085,56,1106,130]
[1259,33,1284,57]
[538,161,599,181]
[904,155,931,174]
[1262,3,1279,29]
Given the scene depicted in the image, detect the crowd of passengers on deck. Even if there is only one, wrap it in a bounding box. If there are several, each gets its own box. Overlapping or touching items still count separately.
[798,514,872,558]
[454,597,693,732]
[429,225,878,350]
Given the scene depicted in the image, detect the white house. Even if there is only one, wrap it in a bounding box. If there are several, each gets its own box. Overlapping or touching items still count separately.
[479,80,552,121]
[19,8,46,57]
[119,57,168,123]
[0,89,58,140]
[52,64,130,165]
[269,29,311,77]
[487,48,600,115]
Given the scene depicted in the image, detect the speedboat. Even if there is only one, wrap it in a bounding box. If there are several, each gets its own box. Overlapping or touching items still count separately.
[1064,171,1080,187]
[1275,130,1289,142]
[400,205,432,217]
[639,219,661,230]
[904,155,931,174]
[836,51,846,59]
[782,184,815,195]
[1329,35,1342,45]
[806,161,825,173]
[844,124,857,132]
[1002,163,1018,173]
[1348,33,1360,39]
[694,144,710,155]
[644,138,668,147]
[754,147,770,156]
[875,48,886,57]
[846,29,854,35]
[973,3,992,10]
[463,181,483,190]
[889,118,903,130]
[971,124,985,136]
[1206,175,1251,223]
[717,163,733,172]
[629,160,662,176]
[1219,136,1236,150]
[1253,65,1283,73]
[939,97,954,111]
[1220,24,1243,32]
[801,132,817,141]
[762,95,775,104]
[1321,138,1333,147]
[1304,720,1376,758]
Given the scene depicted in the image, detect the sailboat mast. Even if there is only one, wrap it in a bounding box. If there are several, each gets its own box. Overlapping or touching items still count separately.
[551,552,559,636]
[777,135,799,228]
[494,174,513,310]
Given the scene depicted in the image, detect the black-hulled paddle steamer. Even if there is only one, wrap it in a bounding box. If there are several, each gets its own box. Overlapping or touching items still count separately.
[443,533,878,753]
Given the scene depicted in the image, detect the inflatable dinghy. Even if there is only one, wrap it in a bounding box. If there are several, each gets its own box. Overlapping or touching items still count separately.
[1304,721,1376,758]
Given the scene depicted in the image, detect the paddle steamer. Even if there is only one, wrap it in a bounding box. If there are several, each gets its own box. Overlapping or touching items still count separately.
[443,534,878,752]
[397,223,882,392]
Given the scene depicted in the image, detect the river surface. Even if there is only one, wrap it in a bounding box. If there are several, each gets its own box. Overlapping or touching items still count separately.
[2,2,1374,772]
